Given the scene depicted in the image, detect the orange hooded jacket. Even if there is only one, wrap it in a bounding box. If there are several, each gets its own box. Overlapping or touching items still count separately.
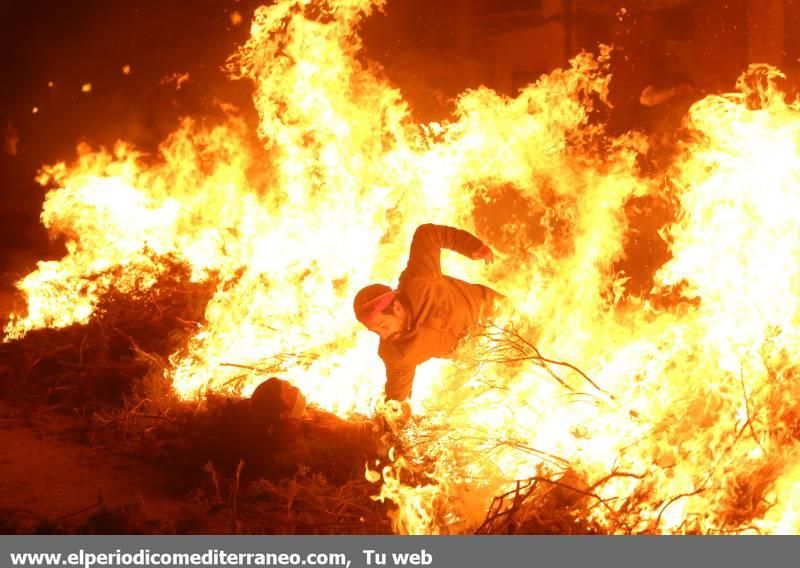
[379,224,499,401]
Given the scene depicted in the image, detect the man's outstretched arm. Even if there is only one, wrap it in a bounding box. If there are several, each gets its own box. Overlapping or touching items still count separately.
[404,223,493,278]
[384,364,416,402]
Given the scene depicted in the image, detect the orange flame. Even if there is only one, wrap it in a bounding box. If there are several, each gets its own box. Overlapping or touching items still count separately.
[6,0,800,534]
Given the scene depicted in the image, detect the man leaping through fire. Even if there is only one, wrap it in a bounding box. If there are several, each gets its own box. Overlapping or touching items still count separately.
[353,223,501,402]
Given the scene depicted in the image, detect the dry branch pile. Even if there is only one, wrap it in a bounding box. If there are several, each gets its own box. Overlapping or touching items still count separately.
[6,257,795,534]
[0,257,389,534]
[0,258,213,410]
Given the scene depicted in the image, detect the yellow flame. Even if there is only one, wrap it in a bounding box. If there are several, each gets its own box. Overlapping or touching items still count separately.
[6,0,800,534]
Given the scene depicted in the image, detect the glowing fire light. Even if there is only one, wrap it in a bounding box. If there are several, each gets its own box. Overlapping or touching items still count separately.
[162,72,190,90]
[81,83,92,93]
[6,0,800,535]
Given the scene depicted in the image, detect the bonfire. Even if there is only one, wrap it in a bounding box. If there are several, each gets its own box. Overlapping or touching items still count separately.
[2,0,800,535]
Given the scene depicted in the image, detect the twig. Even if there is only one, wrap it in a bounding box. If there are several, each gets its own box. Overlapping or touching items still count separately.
[79,333,88,366]
[738,363,765,455]
[510,327,612,399]
[173,316,202,328]
[479,323,614,400]
[476,471,617,534]
[230,459,245,533]
[655,480,708,530]
[220,363,261,372]
[203,462,224,504]
[116,329,162,368]
[528,475,615,508]
[49,495,104,522]
[589,470,646,492]
[494,440,571,467]
[220,374,249,390]
[128,412,172,421]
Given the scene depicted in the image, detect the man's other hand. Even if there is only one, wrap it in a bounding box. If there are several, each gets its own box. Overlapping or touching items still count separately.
[471,244,495,265]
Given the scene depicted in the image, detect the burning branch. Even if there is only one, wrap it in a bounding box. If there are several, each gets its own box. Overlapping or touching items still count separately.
[475,467,643,535]
[737,363,765,455]
[476,323,614,401]
[230,459,245,533]
[218,353,319,391]
[654,476,710,531]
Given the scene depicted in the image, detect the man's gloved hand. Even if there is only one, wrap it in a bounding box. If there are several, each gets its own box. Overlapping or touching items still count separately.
[379,399,412,433]
[471,244,495,265]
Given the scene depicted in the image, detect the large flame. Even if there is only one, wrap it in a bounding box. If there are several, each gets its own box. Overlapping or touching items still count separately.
[6,0,800,534]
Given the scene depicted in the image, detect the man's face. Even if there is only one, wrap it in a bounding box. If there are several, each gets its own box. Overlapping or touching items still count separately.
[363,301,406,341]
